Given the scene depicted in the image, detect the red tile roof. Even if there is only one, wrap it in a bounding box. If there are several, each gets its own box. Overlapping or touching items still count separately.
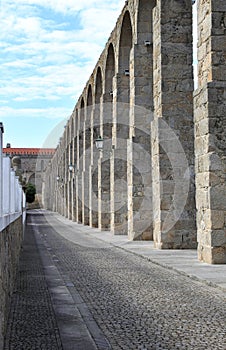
[3,148,55,156]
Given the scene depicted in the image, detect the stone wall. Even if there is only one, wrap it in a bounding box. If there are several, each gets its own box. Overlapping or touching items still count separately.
[0,216,23,347]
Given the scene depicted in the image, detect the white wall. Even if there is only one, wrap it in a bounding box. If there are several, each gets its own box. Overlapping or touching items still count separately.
[0,125,25,231]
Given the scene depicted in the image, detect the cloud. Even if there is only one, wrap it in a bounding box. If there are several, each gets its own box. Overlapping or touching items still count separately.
[0,0,125,146]
[0,0,125,106]
[0,106,71,120]
[3,0,124,15]
[0,59,98,103]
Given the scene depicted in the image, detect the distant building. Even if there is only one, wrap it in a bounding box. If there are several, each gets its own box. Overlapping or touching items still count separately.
[3,145,55,194]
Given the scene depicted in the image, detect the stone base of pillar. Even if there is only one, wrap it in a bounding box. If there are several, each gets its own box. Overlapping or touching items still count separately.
[131,229,153,241]
[154,230,197,249]
[100,213,111,231]
[91,214,98,228]
[113,230,128,236]
[84,208,89,226]
[198,244,226,265]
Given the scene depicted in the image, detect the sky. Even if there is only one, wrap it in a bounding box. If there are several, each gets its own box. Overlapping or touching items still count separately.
[0,0,197,149]
[0,0,125,148]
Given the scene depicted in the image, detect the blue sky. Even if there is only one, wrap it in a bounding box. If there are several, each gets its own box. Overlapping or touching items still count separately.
[0,0,125,148]
[0,0,197,149]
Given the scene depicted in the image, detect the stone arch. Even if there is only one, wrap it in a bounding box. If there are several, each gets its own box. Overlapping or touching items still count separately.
[86,85,93,147]
[95,67,103,104]
[71,116,74,141]
[87,84,93,107]
[67,122,70,143]
[28,173,36,186]
[80,97,85,110]
[79,97,85,159]
[118,11,133,76]
[137,0,154,44]
[86,85,93,136]
[94,67,102,138]
[75,111,77,135]
[80,98,85,158]
[105,43,115,101]
[104,44,115,139]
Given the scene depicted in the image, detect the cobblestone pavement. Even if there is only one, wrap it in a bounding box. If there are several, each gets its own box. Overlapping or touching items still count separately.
[4,216,63,350]
[4,212,226,350]
[35,212,226,350]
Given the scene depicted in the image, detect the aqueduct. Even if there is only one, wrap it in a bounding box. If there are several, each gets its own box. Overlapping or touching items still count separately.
[43,0,226,264]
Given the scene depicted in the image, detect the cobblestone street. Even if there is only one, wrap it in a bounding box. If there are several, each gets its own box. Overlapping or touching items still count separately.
[4,211,226,350]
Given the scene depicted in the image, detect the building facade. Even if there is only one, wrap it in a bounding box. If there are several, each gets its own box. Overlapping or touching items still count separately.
[43,0,226,264]
[3,147,55,195]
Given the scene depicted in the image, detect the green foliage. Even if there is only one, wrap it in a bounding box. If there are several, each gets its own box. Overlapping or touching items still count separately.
[25,183,36,203]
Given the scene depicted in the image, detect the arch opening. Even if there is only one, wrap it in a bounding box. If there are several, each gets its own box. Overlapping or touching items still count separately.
[119,11,133,75]
[95,67,103,104]
[105,44,115,101]
[137,0,154,44]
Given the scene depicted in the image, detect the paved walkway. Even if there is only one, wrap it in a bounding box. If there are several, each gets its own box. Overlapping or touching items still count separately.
[45,210,226,292]
[4,210,226,350]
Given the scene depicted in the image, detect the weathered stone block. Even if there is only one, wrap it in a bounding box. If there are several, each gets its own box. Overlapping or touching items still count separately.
[210,0,226,11]
[211,229,226,246]
[209,185,226,210]
[198,245,226,264]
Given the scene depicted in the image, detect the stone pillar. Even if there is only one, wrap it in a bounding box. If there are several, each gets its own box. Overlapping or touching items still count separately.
[59,149,64,216]
[72,114,77,222]
[97,95,104,230]
[68,179,72,220]
[194,0,226,264]
[75,112,80,222]
[91,103,101,228]
[152,0,196,249]
[62,144,67,217]
[128,36,154,240]
[98,153,102,229]
[111,74,130,235]
[83,106,92,226]
[81,118,85,224]
[88,107,94,227]
[67,142,71,219]
[0,123,4,217]
[77,107,84,223]
[99,93,112,230]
